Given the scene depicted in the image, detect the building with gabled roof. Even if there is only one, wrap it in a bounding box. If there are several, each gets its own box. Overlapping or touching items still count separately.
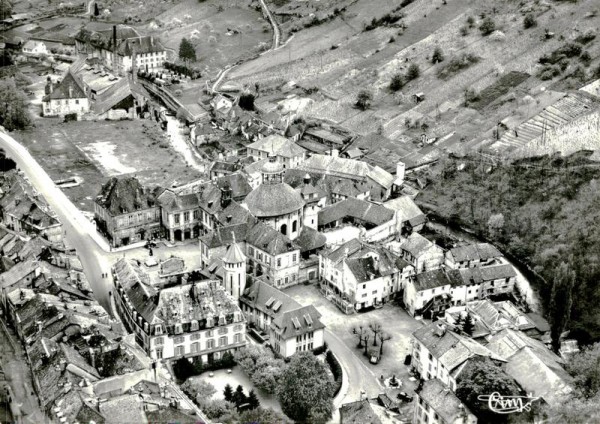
[247,134,307,169]
[112,258,246,362]
[414,378,477,424]
[411,321,505,391]
[296,154,395,201]
[42,71,89,117]
[485,328,573,406]
[445,243,503,269]
[384,195,426,233]
[94,176,162,247]
[340,399,382,424]
[395,232,444,273]
[271,304,325,357]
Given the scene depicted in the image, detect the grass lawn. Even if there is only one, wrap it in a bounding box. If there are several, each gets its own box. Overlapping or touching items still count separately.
[14,118,203,213]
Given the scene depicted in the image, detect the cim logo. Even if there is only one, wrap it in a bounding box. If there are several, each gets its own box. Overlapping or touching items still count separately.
[477,392,541,414]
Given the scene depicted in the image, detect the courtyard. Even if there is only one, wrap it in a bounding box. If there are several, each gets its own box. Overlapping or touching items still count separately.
[284,283,424,405]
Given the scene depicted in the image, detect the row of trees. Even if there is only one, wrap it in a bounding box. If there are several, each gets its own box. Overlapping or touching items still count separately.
[353,321,392,357]
[0,78,31,131]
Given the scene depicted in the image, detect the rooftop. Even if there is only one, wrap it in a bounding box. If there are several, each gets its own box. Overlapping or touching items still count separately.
[244,181,305,218]
[340,399,382,424]
[418,379,474,424]
[448,243,503,263]
[271,304,325,339]
[318,197,394,227]
[95,177,158,216]
[247,134,307,158]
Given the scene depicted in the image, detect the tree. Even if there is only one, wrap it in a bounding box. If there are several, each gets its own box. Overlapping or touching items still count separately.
[549,262,575,353]
[406,63,420,81]
[462,313,475,336]
[566,342,600,398]
[239,407,293,424]
[247,389,260,410]
[389,73,404,91]
[251,364,282,394]
[238,93,255,111]
[0,0,12,20]
[466,15,475,28]
[94,2,99,16]
[479,17,496,36]
[456,357,532,423]
[178,37,196,62]
[232,385,247,407]
[431,46,444,63]
[523,14,537,29]
[223,384,233,402]
[0,79,31,131]
[369,322,382,346]
[353,325,369,348]
[277,353,334,424]
[355,90,372,110]
[454,313,465,332]
[378,332,392,356]
[181,379,216,403]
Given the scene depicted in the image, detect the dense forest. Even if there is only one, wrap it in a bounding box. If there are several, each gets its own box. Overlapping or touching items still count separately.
[417,151,600,344]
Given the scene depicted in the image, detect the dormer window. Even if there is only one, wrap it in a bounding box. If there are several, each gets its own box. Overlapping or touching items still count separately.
[155,325,163,335]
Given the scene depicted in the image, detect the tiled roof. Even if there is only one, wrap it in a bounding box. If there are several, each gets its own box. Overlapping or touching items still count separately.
[340,399,382,424]
[318,197,394,227]
[223,241,246,263]
[486,329,573,405]
[295,226,326,253]
[446,264,516,286]
[95,177,158,215]
[271,304,325,339]
[246,222,299,256]
[400,233,436,257]
[244,181,305,217]
[214,200,253,226]
[44,71,86,101]
[324,238,363,263]
[345,257,382,283]
[448,243,503,263]
[215,173,252,200]
[240,279,299,317]
[247,134,307,158]
[418,379,473,424]
[99,394,148,424]
[199,222,253,249]
[413,269,452,291]
[384,195,426,227]
[413,322,503,372]
[297,155,394,189]
[92,78,148,115]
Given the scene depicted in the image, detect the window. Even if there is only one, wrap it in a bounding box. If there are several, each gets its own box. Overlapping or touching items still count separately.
[372,290,377,294]
[75,99,79,104]
[191,333,201,341]
[193,210,199,220]
[248,246,254,256]
[292,253,297,263]
[155,325,163,335]
[277,258,281,267]
[174,214,180,224]
[155,348,163,359]
[154,337,164,346]
[206,339,214,349]
[234,324,243,331]
[234,333,241,343]
[207,330,213,337]
[175,346,185,356]
[219,336,227,347]
[184,211,190,222]
[174,336,185,344]
[218,327,228,335]
[191,342,199,353]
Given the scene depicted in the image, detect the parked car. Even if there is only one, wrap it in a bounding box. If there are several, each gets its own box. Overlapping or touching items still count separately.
[397,392,413,402]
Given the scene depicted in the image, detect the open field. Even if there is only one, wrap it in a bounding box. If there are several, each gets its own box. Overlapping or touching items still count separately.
[13,119,203,212]
[144,0,271,77]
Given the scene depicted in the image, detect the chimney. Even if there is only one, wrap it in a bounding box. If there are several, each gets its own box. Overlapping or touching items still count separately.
[112,25,118,73]
[434,323,446,337]
[68,85,73,98]
[303,173,311,185]
[89,348,95,368]
[131,45,136,83]
[220,185,232,208]
[150,36,154,46]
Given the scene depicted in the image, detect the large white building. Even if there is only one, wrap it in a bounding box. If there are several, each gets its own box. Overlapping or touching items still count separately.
[112,259,246,363]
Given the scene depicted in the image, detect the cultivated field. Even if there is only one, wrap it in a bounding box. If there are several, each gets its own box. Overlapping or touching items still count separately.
[226,0,600,159]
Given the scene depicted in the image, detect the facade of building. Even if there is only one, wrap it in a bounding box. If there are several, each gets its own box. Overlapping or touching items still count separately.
[240,279,326,357]
[75,25,167,74]
[397,233,445,274]
[246,134,307,169]
[411,322,503,390]
[22,39,48,56]
[414,378,477,424]
[42,71,90,117]
[94,177,162,247]
[112,259,246,362]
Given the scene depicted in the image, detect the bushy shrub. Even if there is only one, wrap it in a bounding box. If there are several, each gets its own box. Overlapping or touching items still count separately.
[523,14,537,29]
[479,17,496,36]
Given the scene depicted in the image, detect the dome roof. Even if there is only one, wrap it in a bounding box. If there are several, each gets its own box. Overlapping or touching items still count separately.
[261,157,284,174]
[245,182,305,217]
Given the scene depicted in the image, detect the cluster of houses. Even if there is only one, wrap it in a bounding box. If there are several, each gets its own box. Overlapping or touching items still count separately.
[0,170,204,424]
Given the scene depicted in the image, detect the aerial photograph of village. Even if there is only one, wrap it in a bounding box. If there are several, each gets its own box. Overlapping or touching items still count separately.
[0,0,599,422]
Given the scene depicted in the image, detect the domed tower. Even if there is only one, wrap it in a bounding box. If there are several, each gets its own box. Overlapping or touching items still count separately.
[222,234,246,299]
[244,154,305,240]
